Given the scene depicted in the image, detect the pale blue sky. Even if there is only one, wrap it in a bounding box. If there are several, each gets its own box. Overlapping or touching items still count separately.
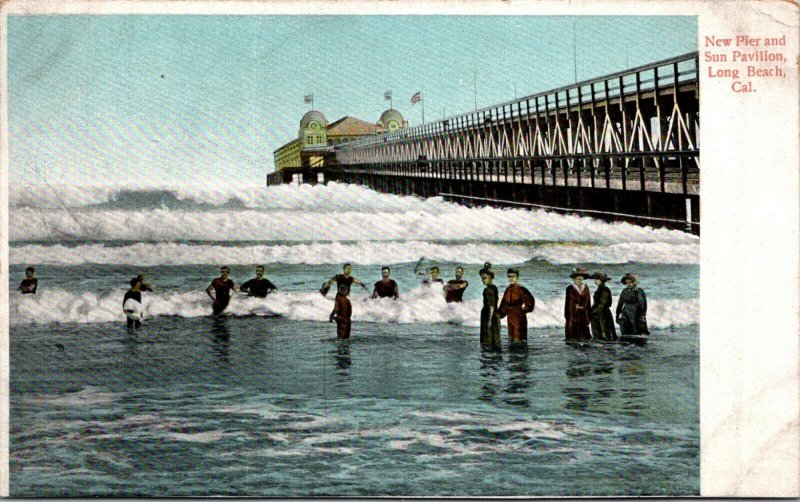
[8,15,696,186]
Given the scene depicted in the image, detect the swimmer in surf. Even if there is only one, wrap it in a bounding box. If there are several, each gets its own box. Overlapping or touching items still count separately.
[136,274,153,292]
[206,266,238,315]
[18,267,38,295]
[422,266,444,286]
[240,265,277,298]
[123,277,146,328]
[325,263,367,340]
[444,266,469,303]
[372,266,399,299]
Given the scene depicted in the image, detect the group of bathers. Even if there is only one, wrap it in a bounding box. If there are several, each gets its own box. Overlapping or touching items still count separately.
[18,262,650,346]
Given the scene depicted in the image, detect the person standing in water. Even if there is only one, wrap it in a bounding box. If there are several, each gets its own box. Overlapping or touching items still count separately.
[498,268,536,346]
[123,277,147,328]
[564,268,592,343]
[18,267,38,294]
[422,266,444,286]
[206,266,238,315]
[136,274,153,292]
[590,272,617,341]
[479,269,501,350]
[616,273,649,340]
[324,263,367,340]
[372,266,399,299]
[240,265,278,298]
[444,266,469,303]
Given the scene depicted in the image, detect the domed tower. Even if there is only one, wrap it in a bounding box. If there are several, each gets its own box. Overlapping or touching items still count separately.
[378,109,407,132]
[300,110,328,147]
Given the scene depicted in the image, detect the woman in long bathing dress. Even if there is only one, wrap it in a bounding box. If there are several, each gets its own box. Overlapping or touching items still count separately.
[479,269,501,350]
[564,268,592,343]
[498,268,536,347]
[616,273,650,341]
[590,272,617,342]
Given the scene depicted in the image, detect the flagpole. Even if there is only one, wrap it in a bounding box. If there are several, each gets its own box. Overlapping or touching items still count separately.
[572,21,578,84]
[421,88,425,125]
[473,67,477,111]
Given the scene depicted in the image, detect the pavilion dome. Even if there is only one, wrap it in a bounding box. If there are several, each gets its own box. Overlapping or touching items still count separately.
[300,110,328,129]
[378,109,405,130]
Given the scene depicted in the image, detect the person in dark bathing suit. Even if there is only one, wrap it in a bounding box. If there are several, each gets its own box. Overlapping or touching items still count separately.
[444,266,469,303]
[240,265,278,298]
[18,267,38,295]
[325,263,367,340]
[206,266,238,315]
[372,266,399,299]
[123,277,145,328]
[136,274,153,292]
[479,269,501,350]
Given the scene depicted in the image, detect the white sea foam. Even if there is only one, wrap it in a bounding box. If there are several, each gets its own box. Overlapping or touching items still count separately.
[212,405,282,420]
[9,286,698,328]
[9,241,698,266]
[8,206,695,244]
[29,387,119,407]
[10,182,697,245]
[411,411,490,423]
[154,400,690,463]
[9,182,423,212]
[161,431,227,443]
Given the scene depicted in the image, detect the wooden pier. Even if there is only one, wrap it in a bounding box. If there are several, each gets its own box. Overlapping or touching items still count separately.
[268,52,700,234]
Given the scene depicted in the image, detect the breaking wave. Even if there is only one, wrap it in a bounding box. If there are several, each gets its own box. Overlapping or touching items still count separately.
[10,241,699,266]
[9,182,697,245]
[10,286,698,328]
[9,182,420,211]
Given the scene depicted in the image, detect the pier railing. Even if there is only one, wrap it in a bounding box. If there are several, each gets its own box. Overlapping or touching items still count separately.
[268,52,700,233]
[337,52,699,163]
[336,151,699,196]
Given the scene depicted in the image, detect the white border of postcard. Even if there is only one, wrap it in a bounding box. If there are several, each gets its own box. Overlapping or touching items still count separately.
[0,0,798,497]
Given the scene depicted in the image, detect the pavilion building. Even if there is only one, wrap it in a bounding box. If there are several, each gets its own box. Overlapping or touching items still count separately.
[273,109,407,172]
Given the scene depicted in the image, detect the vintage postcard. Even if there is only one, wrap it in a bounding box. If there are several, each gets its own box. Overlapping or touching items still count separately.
[1,0,797,497]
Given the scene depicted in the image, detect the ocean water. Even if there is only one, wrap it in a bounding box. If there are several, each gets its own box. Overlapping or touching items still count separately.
[8,182,699,496]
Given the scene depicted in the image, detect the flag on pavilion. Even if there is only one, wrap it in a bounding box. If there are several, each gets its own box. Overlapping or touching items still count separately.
[384,90,392,100]
[410,91,422,105]
[304,94,313,104]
